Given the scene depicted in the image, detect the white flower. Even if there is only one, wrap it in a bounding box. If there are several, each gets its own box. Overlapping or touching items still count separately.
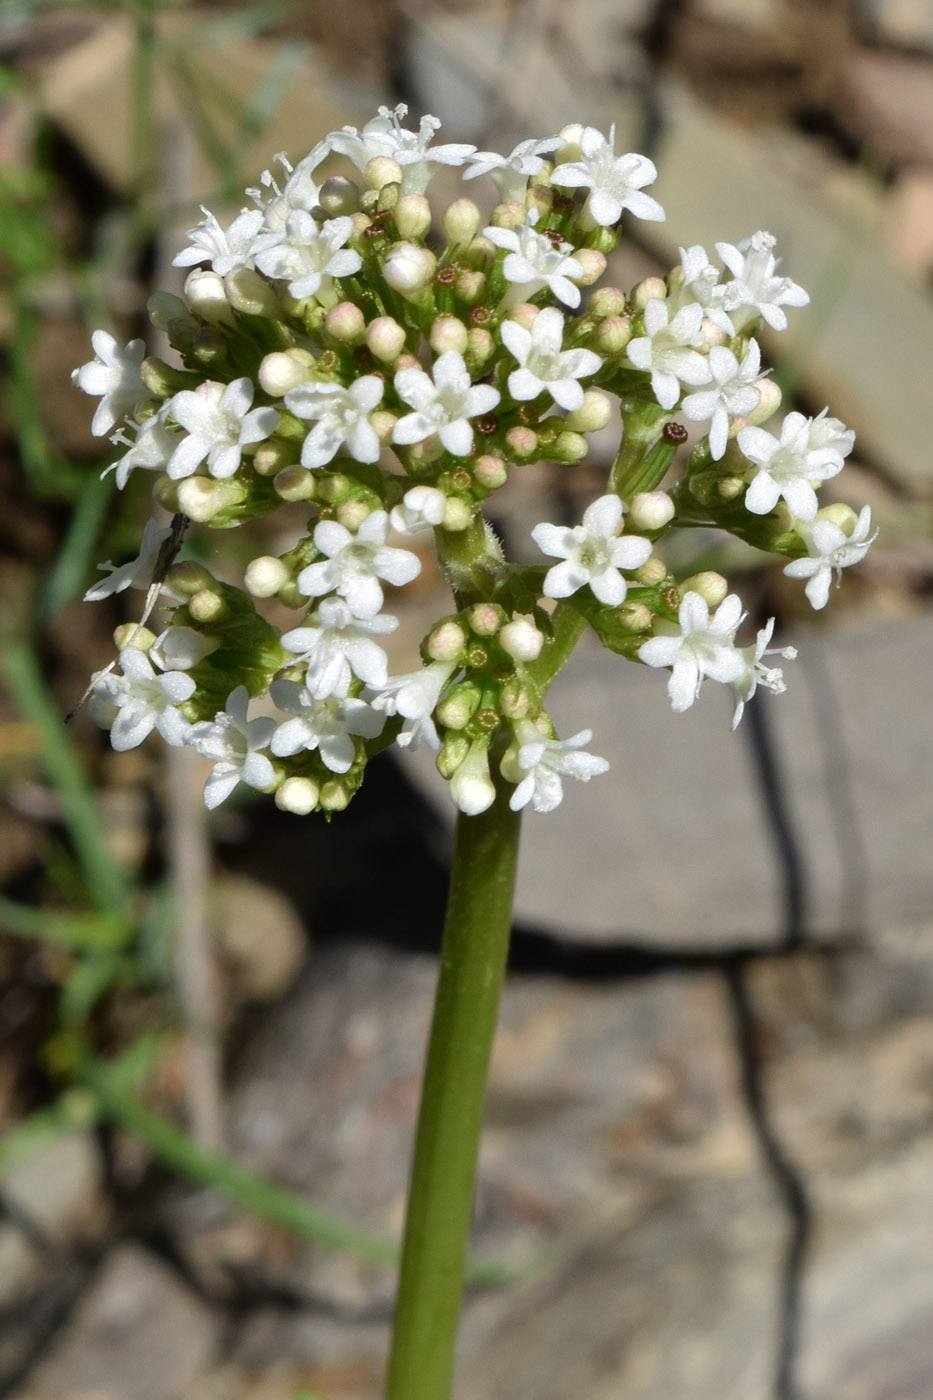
[551,125,664,227]
[729,619,797,730]
[253,212,361,300]
[668,244,733,333]
[367,661,456,751]
[106,412,180,490]
[247,144,331,234]
[269,679,384,772]
[389,485,447,534]
[532,494,652,606]
[393,350,500,457]
[166,378,278,480]
[737,409,852,521]
[84,518,172,602]
[150,626,218,671]
[296,510,421,618]
[328,104,475,194]
[483,212,584,309]
[281,597,397,699]
[783,506,877,610]
[449,738,495,815]
[714,231,809,333]
[638,591,747,713]
[463,136,563,202]
[72,331,146,437]
[90,646,195,750]
[500,307,602,411]
[172,206,264,276]
[285,376,384,469]
[681,341,763,460]
[187,686,276,809]
[626,299,712,410]
[505,723,610,814]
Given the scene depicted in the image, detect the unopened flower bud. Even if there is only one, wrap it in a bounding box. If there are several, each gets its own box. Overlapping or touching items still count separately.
[114,623,156,653]
[680,571,728,607]
[315,472,353,504]
[701,318,728,349]
[465,327,495,369]
[443,198,481,245]
[319,778,351,811]
[147,291,188,331]
[274,465,318,501]
[245,555,291,598]
[383,242,436,297]
[454,269,487,305]
[634,557,668,586]
[318,176,361,217]
[152,475,181,512]
[589,286,627,318]
[368,409,397,443]
[336,496,375,531]
[366,316,407,362]
[716,476,746,503]
[555,123,585,162]
[506,303,539,332]
[571,248,607,286]
[628,490,675,532]
[394,193,432,241]
[259,348,317,396]
[818,502,859,533]
[176,476,245,522]
[430,315,469,356]
[427,619,468,663]
[151,626,217,669]
[563,389,612,433]
[500,617,544,662]
[466,602,504,637]
[618,601,653,632]
[437,681,482,730]
[463,235,495,270]
[436,733,470,779]
[442,498,473,532]
[525,184,553,221]
[184,269,233,324]
[499,678,534,719]
[593,315,633,354]
[551,431,588,463]
[351,211,373,237]
[742,376,782,426]
[225,267,281,318]
[631,277,667,311]
[449,738,496,815]
[473,454,508,489]
[165,560,216,597]
[189,587,229,624]
[253,439,296,476]
[324,302,365,345]
[505,426,539,462]
[365,156,403,190]
[275,776,320,814]
[488,200,524,230]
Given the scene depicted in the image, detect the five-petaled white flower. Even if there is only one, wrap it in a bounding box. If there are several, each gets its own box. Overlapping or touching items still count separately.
[72,331,146,437]
[668,244,733,334]
[187,686,276,809]
[172,206,264,276]
[166,378,278,480]
[269,680,384,772]
[501,307,602,411]
[367,660,456,752]
[728,618,797,730]
[681,341,763,460]
[551,124,664,227]
[296,510,421,618]
[626,299,712,411]
[393,350,500,457]
[329,104,476,195]
[84,517,173,602]
[463,136,564,203]
[783,505,877,610]
[246,144,330,234]
[532,494,652,606]
[638,591,747,713]
[281,597,398,699]
[285,376,384,469]
[737,409,852,521]
[107,412,180,490]
[504,721,610,814]
[714,231,809,333]
[389,485,448,535]
[90,647,195,750]
[253,212,361,301]
[483,212,585,309]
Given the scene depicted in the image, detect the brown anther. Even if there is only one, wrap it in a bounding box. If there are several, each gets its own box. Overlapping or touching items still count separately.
[663,422,689,444]
[662,586,680,611]
[475,415,499,437]
[435,265,458,286]
[515,404,539,426]
[470,305,494,326]
[450,468,472,490]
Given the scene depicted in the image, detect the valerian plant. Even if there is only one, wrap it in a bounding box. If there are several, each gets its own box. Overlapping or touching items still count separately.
[73,105,875,1400]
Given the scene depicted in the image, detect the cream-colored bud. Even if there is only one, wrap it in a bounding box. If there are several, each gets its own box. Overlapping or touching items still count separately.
[436,733,470,779]
[318,176,361,217]
[152,475,181,512]
[426,620,468,663]
[319,779,350,811]
[563,389,612,433]
[499,679,533,720]
[680,571,728,607]
[701,318,729,350]
[553,431,588,463]
[506,303,539,332]
[394,193,432,241]
[245,555,291,598]
[324,302,366,345]
[351,211,373,237]
[631,277,667,311]
[473,454,508,489]
[453,269,487,305]
[616,601,653,632]
[253,439,296,476]
[465,327,494,368]
[366,316,407,362]
[505,426,539,462]
[634,557,668,586]
[571,248,607,286]
[225,267,281,318]
[189,588,229,624]
[275,776,320,814]
[589,286,627,318]
[369,409,397,443]
[184,269,233,324]
[274,465,318,502]
[816,502,858,533]
[500,617,544,662]
[258,348,316,397]
[383,243,436,297]
[743,376,782,427]
[437,683,482,730]
[628,490,675,532]
[147,291,187,330]
[430,315,469,357]
[525,184,553,221]
[464,235,495,270]
[488,200,524,230]
[364,156,403,191]
[164,560,215,596]
[443,198,481,245]
[336,497,374,531]
[448,739,495,815]
[593,315,633,354]
[176,476,244,522]
[555,124,585,161]
[466,603,503,637]
[441,498,473,532]
[114,623,156,653]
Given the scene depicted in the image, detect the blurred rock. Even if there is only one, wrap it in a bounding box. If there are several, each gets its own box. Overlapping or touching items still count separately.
[857,0,933,53]
[214,874,307,1003]
[882,167,933,278]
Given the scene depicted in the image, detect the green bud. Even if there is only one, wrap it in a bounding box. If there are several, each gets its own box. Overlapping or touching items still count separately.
[319,778,351,811]
[253,439,297,476]
[189,588,230,624]
[679,571,728,607]
[114,623,156,653]
[165,560,216,596]
[274,466,318,502]
[140,357,198,398]
[436,681,483,730]
[436,733,470,779]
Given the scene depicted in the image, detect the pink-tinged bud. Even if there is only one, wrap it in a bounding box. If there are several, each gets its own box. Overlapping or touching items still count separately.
[442,498,473,532]
[628,490,675,531]
[176,476,244,522]
[634,557,668,586]
[245,555,291,598]
[473,454,508,489]
[467,602,503,637]
[465,327,494,368]
[259,348,317,397]
[383,242,436,297]
[324,302,366,345]
[505,426,539,462]
[631,277,667,311]
[366,315,407,362]
[589,286,627,318]
[274,466,318,502]
[563,389,612,433]
[364,156,402,191]
[443,198,481,245]
[336,497,375,531]
[680,571,728,607]
[571,248,607,286]
[253,439,296,476]
[593,315,633,354]
[275,776,320,814]
[506,303,540,332]
[318,176,361,217]
[454,269,487,305]
[224,267,281,318]
[430,315,469,356]
[500,616,544,662]
[395,193,432,241]
[488,200,524,230]
[184,269,233,324]
[701,318,729,349]
[448,739,496,815]
[427,619,468,663]
[369,409,397,442]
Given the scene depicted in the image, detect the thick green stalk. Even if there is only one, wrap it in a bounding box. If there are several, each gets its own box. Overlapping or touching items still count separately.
[386,781,522,1400]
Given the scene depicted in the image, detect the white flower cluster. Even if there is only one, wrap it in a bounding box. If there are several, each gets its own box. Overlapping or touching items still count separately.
[73,105,874,819]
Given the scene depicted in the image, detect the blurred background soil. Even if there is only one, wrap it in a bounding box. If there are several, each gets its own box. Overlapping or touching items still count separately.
[1,2,932,1398]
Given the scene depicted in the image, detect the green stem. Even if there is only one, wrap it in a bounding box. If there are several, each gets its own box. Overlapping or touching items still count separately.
[386,781,522,1400]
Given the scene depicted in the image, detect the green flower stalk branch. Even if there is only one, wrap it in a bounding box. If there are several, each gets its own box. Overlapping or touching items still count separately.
[70,105,877,1397]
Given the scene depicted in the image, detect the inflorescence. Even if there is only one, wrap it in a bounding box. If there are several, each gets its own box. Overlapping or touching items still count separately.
[73,105,876,818]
